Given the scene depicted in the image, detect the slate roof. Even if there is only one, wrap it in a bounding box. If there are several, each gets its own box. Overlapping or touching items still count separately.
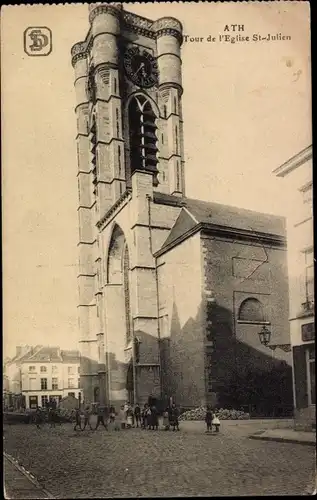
[7,345,42,364]
[61,350,81,363]
[26,346,63,363]
[17,347,80,363]
[153,192,286,255]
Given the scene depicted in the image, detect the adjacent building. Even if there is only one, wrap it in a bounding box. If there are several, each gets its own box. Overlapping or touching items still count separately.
[4,346,83,409]
[72,3,293,413]
[273,145,315,430]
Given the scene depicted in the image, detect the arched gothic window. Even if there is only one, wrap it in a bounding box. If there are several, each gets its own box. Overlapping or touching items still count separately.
[238,298,265,322]
[128,95,158,178]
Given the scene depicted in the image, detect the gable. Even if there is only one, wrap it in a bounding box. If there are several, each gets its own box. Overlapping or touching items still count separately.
[160,208,197,251]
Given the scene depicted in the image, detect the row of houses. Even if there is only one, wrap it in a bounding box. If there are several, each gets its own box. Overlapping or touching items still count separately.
[3,345,83,409]
[273,145,315,430]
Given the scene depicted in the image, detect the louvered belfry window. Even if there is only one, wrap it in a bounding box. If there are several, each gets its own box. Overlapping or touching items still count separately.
[90,114,97,195]
[128,95,158,184]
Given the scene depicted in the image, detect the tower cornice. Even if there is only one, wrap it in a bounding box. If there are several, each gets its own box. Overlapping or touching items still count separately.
[71,41,88,67]
[89,3,122,24]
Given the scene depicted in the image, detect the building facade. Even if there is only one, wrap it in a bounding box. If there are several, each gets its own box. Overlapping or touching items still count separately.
[4,346,83,409]
[273,145,315,429]
[72,3,293,412]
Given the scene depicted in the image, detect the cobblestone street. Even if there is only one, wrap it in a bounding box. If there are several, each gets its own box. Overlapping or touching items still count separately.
[4,422,315,498]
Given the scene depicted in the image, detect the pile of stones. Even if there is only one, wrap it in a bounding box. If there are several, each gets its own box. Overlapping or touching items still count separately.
[179,406,250,421]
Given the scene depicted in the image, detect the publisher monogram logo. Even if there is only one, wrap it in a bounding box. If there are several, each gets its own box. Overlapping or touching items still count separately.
[24,27,52,56]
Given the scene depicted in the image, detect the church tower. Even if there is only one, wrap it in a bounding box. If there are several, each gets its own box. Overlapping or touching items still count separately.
[71,3,185,405]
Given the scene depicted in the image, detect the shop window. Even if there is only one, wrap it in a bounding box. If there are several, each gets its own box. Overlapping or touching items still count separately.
[41,395,48,407]
[29,396,38,409]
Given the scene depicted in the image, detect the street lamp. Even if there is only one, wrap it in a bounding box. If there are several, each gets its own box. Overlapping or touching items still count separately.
[258,325,271,347]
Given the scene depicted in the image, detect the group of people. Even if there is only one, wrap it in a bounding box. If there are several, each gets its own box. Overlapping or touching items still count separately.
[71,401,182,432]
[33,405,61,428]
[117,402,180,431]
[34,400,221,434]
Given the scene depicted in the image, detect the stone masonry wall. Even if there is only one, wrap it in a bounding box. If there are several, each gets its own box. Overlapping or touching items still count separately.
[201,233,293,414]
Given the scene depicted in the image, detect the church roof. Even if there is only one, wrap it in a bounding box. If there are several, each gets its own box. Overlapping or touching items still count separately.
[153,192,286,256]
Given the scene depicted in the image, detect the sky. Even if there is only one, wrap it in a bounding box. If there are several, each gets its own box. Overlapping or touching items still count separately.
[2,2,311,357]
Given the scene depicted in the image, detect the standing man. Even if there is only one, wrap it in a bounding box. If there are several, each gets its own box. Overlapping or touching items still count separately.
[95,404,108,430]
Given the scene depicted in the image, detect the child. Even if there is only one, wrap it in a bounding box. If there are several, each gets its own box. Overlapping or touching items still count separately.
[170,403,180,431]
[83,405,92,430]
[141,404,148,429]
[126,406,133,429]
[119,405,126,429]
[109,405,116,423]
[205,405,212,432]
[134,403,141,428]
[146,406,152,430]
[212,410,221,433]
[151,405,159,430]
[163,408,170,430]
[73,407,81,431]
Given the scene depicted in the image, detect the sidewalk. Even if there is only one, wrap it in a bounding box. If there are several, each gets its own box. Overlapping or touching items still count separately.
[4,454,54,499]
[249,428,316,446]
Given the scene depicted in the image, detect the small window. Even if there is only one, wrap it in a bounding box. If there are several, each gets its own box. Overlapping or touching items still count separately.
[52,378,58,390]
[68,366,74,375]
[29,366,36,372]
[40,378,48,390]
[68,378,75,388]
[238,298,265,323]
[40,366,47,373]
[52,365,58,374]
